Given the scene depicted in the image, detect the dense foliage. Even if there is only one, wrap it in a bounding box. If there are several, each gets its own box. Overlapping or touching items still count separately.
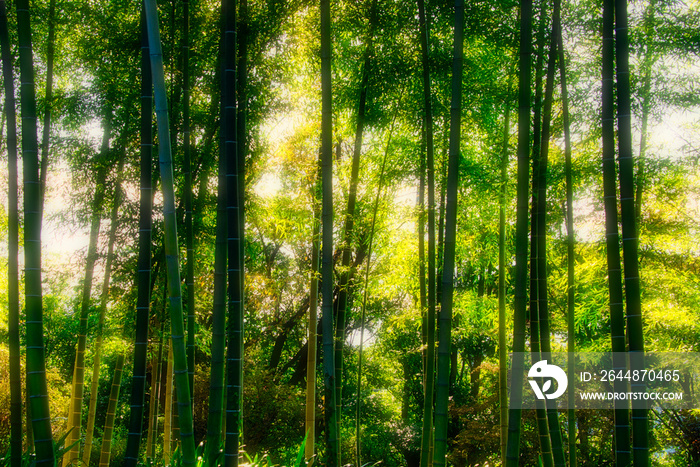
[0,0,699,465]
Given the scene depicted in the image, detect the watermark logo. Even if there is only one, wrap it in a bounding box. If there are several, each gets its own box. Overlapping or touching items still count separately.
[528,360,568,400]
[512,352,698,409]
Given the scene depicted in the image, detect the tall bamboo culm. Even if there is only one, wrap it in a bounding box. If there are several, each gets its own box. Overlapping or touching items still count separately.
[147,316,165,463]
[64,121,109,466]
[602,0,631,464]
[614,0,648,463]
[124,11,153,465]
[144,0,197,463]
[14,0,55,462]
[206,56,229,467]
[356,95,400,467]
[537,2,566,463]
[320,0,339,463]
[98,355,125,467]
[221,0,244,463]
[504,0,532,463]
[39,0,55,214]
[305,156,321,465]
[164,343,175,465]
[182,0,196,402]
[556,11,577,467]
[83,160,124,466]
[528,7,552,463]
[417,0,437,464]
[0,2,22,465]
[432,0,464,464]
[497,70,513,466]
[333,1,379,446]
[418,123,427,385]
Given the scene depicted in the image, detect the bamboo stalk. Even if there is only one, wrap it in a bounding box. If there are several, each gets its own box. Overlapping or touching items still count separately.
[333,0,379,445]
[556,6,577,466]
[320,0,338,463]
[0,1,21,464]
[417,0,437,464]
[505,0,533,462]
[147,316,165,463]
[15,0,54,460]
[614,0,648,463]
[124,11,154,464]
[164,343,174,466]
[305,156,321,465]
[498,69,513,465]
[38,0,55,216]
[83,158,124,466]
[432,0,464,463]
[98,355,125,467]
[144,0,197,462]
[602,0,631,463]
[356,92,400,467]
[64,120,110,466]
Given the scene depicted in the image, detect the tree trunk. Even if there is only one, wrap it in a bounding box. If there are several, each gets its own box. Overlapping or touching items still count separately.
[635,62,651,225]
[419,122,427,385]
[64,120,110,466]
[147,314,165,463]
[602,0,631,463]
[39,0,55,217]
[432,0,463,464]
[98,355,125,467]
[333,0,378,442]
[164,343,175,466]
[469,355,483,401]
[235,0,249,450]
[124,12,154,464]
[498,78,511,467]
[320,0,339,462]
[635,0,656,225]
[556,12,577,467]
[144,0,197,462]
[206,64,229,467]
[578,412,589,464]
[270,298,311,371]
[436,137,447,304]
[0,2,21,464]
[237,0,248,349]
[221,0,244,463]
[417,0,437,464]
[504,0,532,462]
[356,96,399,467]
[83,158,125,466]
[182,0,196,403]
[305,156,321,465]
[538,3,566,463]
[615,0,648,462]
[529,9,552,464]
[172,375,181,455]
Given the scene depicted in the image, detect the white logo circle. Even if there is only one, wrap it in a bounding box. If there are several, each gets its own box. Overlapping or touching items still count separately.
[528,359,568,400]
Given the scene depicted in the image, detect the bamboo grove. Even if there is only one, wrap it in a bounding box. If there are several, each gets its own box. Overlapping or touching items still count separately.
[0,0,699,465]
